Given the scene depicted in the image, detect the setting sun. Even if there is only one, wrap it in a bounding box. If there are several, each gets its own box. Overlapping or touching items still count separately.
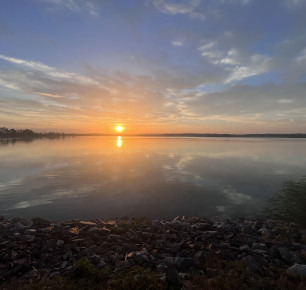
[115,126,124,133]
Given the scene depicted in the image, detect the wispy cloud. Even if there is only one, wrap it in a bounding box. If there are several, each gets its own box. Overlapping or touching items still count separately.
[39,0,100,16]
[152,0,205,20]
[171,40,184,47]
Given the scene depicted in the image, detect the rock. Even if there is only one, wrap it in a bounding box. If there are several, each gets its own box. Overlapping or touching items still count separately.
[87,227,100,233]
[116,260,131,270]
[0,215,4,221]
[242,255,259,270]
[50,271,60,278]
[57,239,65,246]
[169,243,181,253]
[286,264,306,277]
[69,227,79,235]
[178,272,187,279]
[79,248,95,258]
[61,261,68,269]
[269,246,280,258]
[22,235,35,242]
[156,264,165,271]
[202,231,217,238]
[242,223,254,234]
[166,264,179,284]
[179,249,189,258]
[162,233,177,241]
[192,223,212,231]
[163,257,194,271]
[193,251,205,266]
[239,245,250,252]
[31,217,51,228]
[279,247,303,265]
[252,243,266,251]
[13,222,25,230]
[78,221,97,226]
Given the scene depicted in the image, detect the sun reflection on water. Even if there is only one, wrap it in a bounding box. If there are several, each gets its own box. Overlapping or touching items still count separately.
[116,136,122,148]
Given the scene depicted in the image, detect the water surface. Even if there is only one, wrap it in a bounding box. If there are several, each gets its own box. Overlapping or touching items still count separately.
[0,136,305,220]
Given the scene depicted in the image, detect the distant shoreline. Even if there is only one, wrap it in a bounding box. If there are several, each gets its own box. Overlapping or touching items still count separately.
[1,126,306,139]
[2,133,306,139]
[81,133,306,138]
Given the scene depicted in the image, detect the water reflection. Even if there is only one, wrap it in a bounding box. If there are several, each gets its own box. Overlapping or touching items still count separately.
[116,136,122,148]
[0,137,306,220]
[0,138,35,146]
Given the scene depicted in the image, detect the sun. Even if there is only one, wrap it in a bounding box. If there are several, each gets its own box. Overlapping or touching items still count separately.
[115,126,124,133]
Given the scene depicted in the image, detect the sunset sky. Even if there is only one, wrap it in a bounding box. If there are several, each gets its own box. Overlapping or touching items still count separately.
[0,0,306,134]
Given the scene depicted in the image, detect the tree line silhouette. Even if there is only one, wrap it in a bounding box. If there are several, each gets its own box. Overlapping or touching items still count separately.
[0,127,65,138]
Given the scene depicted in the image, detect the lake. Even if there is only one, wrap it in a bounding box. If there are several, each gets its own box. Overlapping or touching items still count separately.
[0,136,305,220]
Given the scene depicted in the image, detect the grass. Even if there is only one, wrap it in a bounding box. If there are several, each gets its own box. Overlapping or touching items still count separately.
[19,259,165,290]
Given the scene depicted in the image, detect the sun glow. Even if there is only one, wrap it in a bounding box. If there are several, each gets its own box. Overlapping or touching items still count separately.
[115,126,124,133]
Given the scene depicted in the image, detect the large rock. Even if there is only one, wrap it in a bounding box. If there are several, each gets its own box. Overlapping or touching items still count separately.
[286,264,306,277]
[279,247,303,265]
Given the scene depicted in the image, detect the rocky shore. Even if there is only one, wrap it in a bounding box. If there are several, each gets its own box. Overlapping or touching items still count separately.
[1,215,306,289]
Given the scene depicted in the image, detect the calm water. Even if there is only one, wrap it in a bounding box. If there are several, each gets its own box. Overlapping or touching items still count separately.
[0,136,305,220]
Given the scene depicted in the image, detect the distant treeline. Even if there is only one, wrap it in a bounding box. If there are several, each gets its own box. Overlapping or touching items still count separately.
[0,127,66,138]
[1,127,306,139]
[154,133,306,138]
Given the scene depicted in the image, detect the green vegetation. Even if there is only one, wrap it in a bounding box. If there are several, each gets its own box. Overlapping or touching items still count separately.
[12,255,306,290]
[109,266,166,290]
[190,255,305,290]
[74,258,110,283]
[21,259,164,290]
[266,177,306,227]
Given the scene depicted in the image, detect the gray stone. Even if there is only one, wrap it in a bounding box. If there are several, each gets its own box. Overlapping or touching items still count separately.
[22,235,35,242]
[279,247,303,265]
[242,223,254,234]
[202,231,217,238]
[50,271,60,278]
[57,239,65,246]
[242,255,259,270]
[24,229,36,234]
[286,264,306,277]
[13,222,25,230]
[61,261,68,269]
[162,233,177,241]
[79,248,94,257]
[252,243,266,251]
[169,243,181,253]
[192,223,212,231]
[239,245,250,252]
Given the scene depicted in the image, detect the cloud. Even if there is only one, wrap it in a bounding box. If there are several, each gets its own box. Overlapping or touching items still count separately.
[171,40,184,46]
[0,54,101,87]
[198,41,272,83]
[152,0,205,19]
[39,0,100,16]
[285,0,305,7]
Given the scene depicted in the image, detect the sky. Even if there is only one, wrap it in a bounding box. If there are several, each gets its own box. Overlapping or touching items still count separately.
[0,0,306,134]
